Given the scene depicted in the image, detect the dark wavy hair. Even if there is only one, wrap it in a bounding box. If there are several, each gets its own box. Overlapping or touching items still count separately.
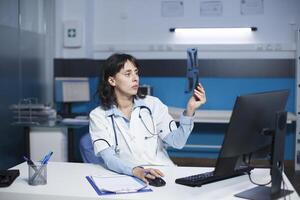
[98,53,145,110]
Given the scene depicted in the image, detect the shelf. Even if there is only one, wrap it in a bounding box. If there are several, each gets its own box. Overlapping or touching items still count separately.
[169,107,297,124]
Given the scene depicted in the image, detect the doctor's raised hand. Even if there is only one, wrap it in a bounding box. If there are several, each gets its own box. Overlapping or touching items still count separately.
[81,53,207,185]
[185,83,206,117]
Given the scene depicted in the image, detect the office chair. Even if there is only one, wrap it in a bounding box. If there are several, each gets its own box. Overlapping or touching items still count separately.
[79,133,104,165]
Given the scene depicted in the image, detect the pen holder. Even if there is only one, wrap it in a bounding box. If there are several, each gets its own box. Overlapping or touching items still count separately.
[28,162,47,186]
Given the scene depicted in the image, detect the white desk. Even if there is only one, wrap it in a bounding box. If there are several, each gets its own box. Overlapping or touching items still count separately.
[169,107,297,124]
[0,162,299,200]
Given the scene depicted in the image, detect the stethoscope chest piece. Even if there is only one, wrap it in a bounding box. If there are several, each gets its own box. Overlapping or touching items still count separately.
[115,146,120,154]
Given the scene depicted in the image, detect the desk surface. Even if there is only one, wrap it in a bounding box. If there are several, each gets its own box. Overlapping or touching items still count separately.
[169,107,297,124]
[0,162,298,200]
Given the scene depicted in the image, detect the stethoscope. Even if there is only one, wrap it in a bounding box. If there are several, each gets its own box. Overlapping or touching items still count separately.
[111,106,155,154]
[110,106,175,154]
[93,106,175,154]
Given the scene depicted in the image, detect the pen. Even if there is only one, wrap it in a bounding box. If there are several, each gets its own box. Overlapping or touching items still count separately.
[23,156,36,167]
[113,189,140,194]
[23,156,37,170]
[41,151,53,164]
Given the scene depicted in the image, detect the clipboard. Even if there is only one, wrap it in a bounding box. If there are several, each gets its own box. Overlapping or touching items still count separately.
[86,175,152,195]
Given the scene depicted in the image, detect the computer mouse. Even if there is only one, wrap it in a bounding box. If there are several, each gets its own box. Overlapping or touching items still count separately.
[146,177,166,187]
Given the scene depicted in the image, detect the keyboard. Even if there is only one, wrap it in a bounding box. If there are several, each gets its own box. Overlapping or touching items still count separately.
[175,167,253,187]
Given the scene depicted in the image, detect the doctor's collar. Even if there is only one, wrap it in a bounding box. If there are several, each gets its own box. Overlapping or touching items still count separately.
[104,98,147,117]
[133,97,146,108]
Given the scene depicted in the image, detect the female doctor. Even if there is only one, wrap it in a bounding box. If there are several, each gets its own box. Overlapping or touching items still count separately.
[82,53,206,184]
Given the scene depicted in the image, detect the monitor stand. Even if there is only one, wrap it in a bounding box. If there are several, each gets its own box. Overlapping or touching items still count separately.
[235,185,293,200]
[235,112,294,200]
[59,102,87,118]
[59,102,76,118]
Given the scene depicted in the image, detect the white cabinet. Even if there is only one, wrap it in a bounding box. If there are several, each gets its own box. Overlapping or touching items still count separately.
[29,127,68,162]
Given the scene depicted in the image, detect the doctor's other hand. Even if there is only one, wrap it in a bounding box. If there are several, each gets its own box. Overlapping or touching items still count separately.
[132,167,164,184]
[186,83,206,116]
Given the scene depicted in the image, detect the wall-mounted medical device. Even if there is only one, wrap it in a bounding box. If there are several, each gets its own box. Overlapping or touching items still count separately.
[63,20,82,48]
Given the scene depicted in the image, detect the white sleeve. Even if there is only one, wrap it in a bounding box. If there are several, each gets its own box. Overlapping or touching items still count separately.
[150,97,194,149]
[100,147,137,176]
[89,108,114,156]
[163,113,194,149]
[151,97,177,139]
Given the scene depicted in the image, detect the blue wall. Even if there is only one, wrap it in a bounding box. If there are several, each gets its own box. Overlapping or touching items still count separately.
[70,77,296,160]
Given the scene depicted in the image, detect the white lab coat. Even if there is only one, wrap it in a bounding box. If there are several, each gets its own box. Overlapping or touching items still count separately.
[89,96,177,166]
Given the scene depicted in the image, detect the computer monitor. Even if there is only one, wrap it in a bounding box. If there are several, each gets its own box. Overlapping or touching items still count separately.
[54,77,90,116]
[213,89,292,199]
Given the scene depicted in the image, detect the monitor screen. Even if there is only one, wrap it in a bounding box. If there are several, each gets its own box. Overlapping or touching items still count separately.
[218,89,289,161]
[214,89,291,198]
[55,77,90,103]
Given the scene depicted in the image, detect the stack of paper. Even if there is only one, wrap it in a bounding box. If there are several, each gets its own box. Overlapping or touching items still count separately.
[86,174,152,195]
